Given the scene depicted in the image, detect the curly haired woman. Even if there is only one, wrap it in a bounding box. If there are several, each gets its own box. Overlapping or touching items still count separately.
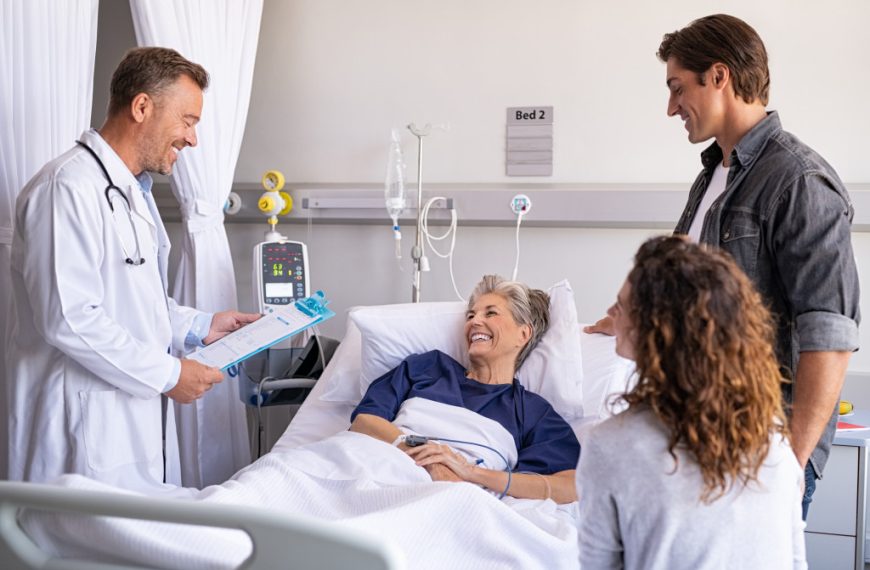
[577,236,806,570]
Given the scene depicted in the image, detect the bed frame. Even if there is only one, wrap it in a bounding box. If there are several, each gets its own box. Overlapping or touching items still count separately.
[0,481,404,570]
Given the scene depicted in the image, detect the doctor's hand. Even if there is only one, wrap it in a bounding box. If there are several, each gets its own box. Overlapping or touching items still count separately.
[167,359,224,404]
[203,311,261,345]
[583,315,615,336]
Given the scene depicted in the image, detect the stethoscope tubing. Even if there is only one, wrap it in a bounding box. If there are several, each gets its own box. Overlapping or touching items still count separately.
[75,140,145,265]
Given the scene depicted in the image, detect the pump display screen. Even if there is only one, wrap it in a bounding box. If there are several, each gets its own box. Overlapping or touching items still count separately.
[261,242,306,305]
[265,283,295,298]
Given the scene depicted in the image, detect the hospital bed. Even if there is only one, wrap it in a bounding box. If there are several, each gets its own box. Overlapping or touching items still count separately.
[0,288,636,570]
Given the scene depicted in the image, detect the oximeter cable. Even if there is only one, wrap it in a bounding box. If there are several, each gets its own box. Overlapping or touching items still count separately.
[404,435,512,500]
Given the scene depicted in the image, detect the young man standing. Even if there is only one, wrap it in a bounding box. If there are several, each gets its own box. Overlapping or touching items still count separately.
[663,14,860,518]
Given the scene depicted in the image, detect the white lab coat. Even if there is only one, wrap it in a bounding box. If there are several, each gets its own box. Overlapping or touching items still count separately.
[5,129,202,492]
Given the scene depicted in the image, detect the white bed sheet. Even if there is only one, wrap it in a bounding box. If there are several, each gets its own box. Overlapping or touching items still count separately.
[25,432,582,570]
[23,411,580,570]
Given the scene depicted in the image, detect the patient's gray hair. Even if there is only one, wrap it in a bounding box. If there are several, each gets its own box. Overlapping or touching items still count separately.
[467,275,550,368]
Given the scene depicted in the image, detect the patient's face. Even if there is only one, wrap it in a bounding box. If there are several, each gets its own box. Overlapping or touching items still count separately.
[464,293,531,368]
[608,280,636,360]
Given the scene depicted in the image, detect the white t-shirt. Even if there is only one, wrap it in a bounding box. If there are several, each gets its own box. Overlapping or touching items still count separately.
[688,163,730,242]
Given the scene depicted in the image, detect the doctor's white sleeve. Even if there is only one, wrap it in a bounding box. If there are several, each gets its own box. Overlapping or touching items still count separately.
[17,175,178,399]
[166,296,209,353]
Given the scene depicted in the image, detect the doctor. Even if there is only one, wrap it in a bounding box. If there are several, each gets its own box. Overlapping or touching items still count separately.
[5,47,259,492]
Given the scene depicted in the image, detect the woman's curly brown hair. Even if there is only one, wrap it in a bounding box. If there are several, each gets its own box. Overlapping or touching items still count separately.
[620,236,787,502]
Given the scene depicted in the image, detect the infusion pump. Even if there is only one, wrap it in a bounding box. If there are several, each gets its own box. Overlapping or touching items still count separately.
[253,240,309,312]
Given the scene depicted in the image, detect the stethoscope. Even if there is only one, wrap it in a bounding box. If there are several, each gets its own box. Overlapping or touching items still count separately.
[76,141,145,266]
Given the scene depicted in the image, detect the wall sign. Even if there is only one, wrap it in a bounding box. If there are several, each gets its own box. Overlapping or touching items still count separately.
[506,106,553,176]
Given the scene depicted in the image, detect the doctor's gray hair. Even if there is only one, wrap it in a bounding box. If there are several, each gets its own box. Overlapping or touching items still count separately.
[468,275,550,368]
[107,47,209,117]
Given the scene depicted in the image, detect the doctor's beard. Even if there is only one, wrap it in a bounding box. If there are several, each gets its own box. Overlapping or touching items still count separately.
[136,131,178,176]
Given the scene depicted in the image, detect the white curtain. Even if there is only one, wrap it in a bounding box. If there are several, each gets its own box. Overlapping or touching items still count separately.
[129,0,264,488]
[0,0,99,478]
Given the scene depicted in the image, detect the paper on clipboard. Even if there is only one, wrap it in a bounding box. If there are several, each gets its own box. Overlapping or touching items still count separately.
[188,291,335,371]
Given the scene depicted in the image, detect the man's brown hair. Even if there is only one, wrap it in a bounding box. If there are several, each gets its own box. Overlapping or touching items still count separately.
[107,47,209,116]
[657,14,770,106]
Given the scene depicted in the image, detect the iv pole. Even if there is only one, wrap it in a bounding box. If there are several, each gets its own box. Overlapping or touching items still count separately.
[407,123,431,303]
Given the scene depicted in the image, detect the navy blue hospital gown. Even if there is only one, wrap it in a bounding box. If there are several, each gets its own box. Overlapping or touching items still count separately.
[351,350,580,474]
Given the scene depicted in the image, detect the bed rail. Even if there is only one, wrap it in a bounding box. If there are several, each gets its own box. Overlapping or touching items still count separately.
[0,481,405,570]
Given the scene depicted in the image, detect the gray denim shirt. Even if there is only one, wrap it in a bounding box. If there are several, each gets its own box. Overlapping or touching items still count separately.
[674,111,861,475]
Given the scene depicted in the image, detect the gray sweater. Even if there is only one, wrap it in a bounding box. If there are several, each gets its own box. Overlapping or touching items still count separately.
[576,408,806,570]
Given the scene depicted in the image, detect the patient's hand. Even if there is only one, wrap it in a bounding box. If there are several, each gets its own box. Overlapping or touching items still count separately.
[583,315,614,336]
[424,463,464,483]
[408,443,474,481]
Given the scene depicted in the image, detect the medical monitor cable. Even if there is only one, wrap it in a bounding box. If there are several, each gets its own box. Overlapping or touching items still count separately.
[509,194,531,281]
[421,196,464,302]
[511,214,522,281]
[402,434,512,499]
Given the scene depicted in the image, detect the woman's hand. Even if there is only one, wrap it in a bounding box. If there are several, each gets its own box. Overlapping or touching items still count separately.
[406,443,476,481]
[423,463,464,482]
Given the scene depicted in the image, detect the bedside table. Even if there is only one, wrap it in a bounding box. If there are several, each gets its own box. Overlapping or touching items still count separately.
[805,409,870,570]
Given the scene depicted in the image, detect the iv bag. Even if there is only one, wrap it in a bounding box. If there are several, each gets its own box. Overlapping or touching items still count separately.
[385,128,406,220]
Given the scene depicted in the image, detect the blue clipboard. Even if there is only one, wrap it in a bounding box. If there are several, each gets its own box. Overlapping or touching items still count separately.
[189,291,335,371]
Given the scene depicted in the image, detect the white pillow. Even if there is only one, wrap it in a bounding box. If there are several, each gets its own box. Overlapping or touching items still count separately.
[317,318,362,403]
[354,300,468,393]
[349,280,585,420]
[318,302,463,404]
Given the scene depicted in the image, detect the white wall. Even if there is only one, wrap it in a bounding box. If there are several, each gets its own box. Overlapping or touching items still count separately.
[94,1,870,380]
[237,0,870,184]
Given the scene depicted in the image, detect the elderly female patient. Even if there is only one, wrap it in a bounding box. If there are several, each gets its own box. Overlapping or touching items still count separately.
[350,275,580,504]
[578,236,805,569]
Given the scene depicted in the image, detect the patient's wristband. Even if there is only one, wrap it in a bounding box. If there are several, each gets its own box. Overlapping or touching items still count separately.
[392,435,406,447]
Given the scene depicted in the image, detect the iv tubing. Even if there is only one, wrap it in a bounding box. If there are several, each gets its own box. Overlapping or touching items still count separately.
[421,197,464,302]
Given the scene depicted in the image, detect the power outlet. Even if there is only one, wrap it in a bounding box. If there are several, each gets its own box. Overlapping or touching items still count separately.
[510,194,532,215]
